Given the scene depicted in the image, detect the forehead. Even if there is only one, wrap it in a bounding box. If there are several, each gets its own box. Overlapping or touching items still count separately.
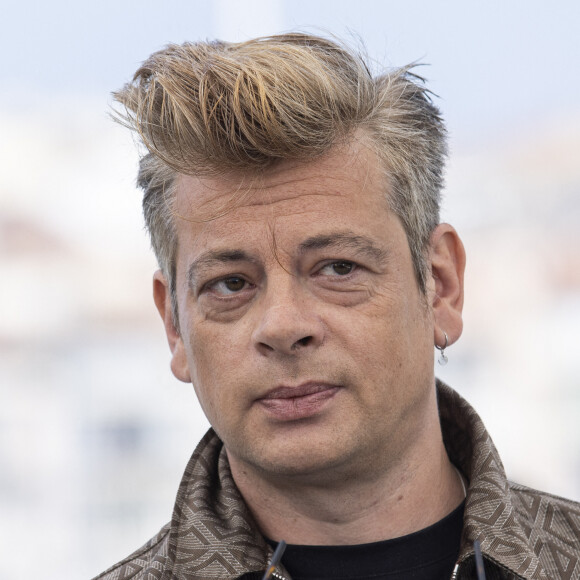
[174,140,389,222]
[170,141,399,266]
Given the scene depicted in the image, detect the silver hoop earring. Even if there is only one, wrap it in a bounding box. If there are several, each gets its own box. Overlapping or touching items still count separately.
[436,332,448,366]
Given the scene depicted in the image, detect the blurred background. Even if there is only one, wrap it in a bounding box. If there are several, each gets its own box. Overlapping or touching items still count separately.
[0,1,579,578]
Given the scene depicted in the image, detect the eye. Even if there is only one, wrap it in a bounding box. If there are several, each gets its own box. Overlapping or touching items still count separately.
[319,261,356,276]
[209,276,249,295]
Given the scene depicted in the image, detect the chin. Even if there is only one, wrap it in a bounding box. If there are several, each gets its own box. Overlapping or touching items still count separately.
[224,417,366,480]
[246,443,359,482]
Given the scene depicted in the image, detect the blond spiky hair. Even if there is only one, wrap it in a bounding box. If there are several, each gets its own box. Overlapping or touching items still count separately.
[113,33,447,326]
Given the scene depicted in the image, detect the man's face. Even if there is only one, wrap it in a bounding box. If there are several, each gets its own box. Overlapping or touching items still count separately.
[162,140,439,481]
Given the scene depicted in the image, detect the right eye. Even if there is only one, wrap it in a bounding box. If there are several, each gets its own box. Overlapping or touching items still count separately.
[208,276,249,296]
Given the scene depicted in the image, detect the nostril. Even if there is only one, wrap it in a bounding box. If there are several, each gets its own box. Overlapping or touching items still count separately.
[294,336,313,349]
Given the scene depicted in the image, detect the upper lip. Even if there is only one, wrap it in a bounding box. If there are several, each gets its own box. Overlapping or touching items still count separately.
[259,382,340,400]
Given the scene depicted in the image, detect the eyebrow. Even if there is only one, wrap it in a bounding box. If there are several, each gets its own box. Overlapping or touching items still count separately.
[188,250,258,288]
[299,232,389,263]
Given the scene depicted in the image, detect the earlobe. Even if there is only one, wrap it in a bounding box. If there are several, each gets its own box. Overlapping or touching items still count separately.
[152,271,192,383]
[429,224,466,347]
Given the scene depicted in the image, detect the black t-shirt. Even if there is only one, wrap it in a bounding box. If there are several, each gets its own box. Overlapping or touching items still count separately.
[268,501,464,580]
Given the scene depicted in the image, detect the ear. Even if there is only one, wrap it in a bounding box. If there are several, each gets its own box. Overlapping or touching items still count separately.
[428,224,466,348]
[153,270,192,383]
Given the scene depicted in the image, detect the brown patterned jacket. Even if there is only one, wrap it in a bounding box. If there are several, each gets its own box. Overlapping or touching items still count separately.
[94,381,580,579]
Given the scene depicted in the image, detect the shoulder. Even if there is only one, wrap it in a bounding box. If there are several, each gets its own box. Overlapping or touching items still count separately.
[509,482,580,571]
[92,523,171,580]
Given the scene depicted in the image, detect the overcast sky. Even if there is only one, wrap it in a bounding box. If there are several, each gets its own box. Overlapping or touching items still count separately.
[2,0,579,149]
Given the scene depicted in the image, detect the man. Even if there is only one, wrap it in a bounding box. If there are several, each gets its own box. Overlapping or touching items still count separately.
[96,34,580,579]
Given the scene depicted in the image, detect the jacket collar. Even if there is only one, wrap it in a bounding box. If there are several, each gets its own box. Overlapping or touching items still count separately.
[168,431,272,579]
[438,380,549,579]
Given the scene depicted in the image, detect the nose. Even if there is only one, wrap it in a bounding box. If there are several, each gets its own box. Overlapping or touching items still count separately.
[251,280,325,356]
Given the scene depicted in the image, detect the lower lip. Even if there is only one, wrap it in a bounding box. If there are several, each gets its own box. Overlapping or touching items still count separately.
[258,387,340,421]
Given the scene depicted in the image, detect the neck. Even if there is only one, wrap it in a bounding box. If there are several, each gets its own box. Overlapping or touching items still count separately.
[227,421,465,545]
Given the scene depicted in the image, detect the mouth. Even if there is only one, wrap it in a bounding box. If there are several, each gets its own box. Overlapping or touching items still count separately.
[257,382,341,421]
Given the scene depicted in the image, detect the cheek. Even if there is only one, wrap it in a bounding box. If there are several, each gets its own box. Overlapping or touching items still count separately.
[185,320,249,413]
[333,292,431,376]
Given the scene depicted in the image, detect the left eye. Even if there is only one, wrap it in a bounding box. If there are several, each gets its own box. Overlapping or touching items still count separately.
[320,261,356,276]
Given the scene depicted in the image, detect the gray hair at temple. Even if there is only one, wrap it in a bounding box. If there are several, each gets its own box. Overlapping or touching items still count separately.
[113,33,448,328]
